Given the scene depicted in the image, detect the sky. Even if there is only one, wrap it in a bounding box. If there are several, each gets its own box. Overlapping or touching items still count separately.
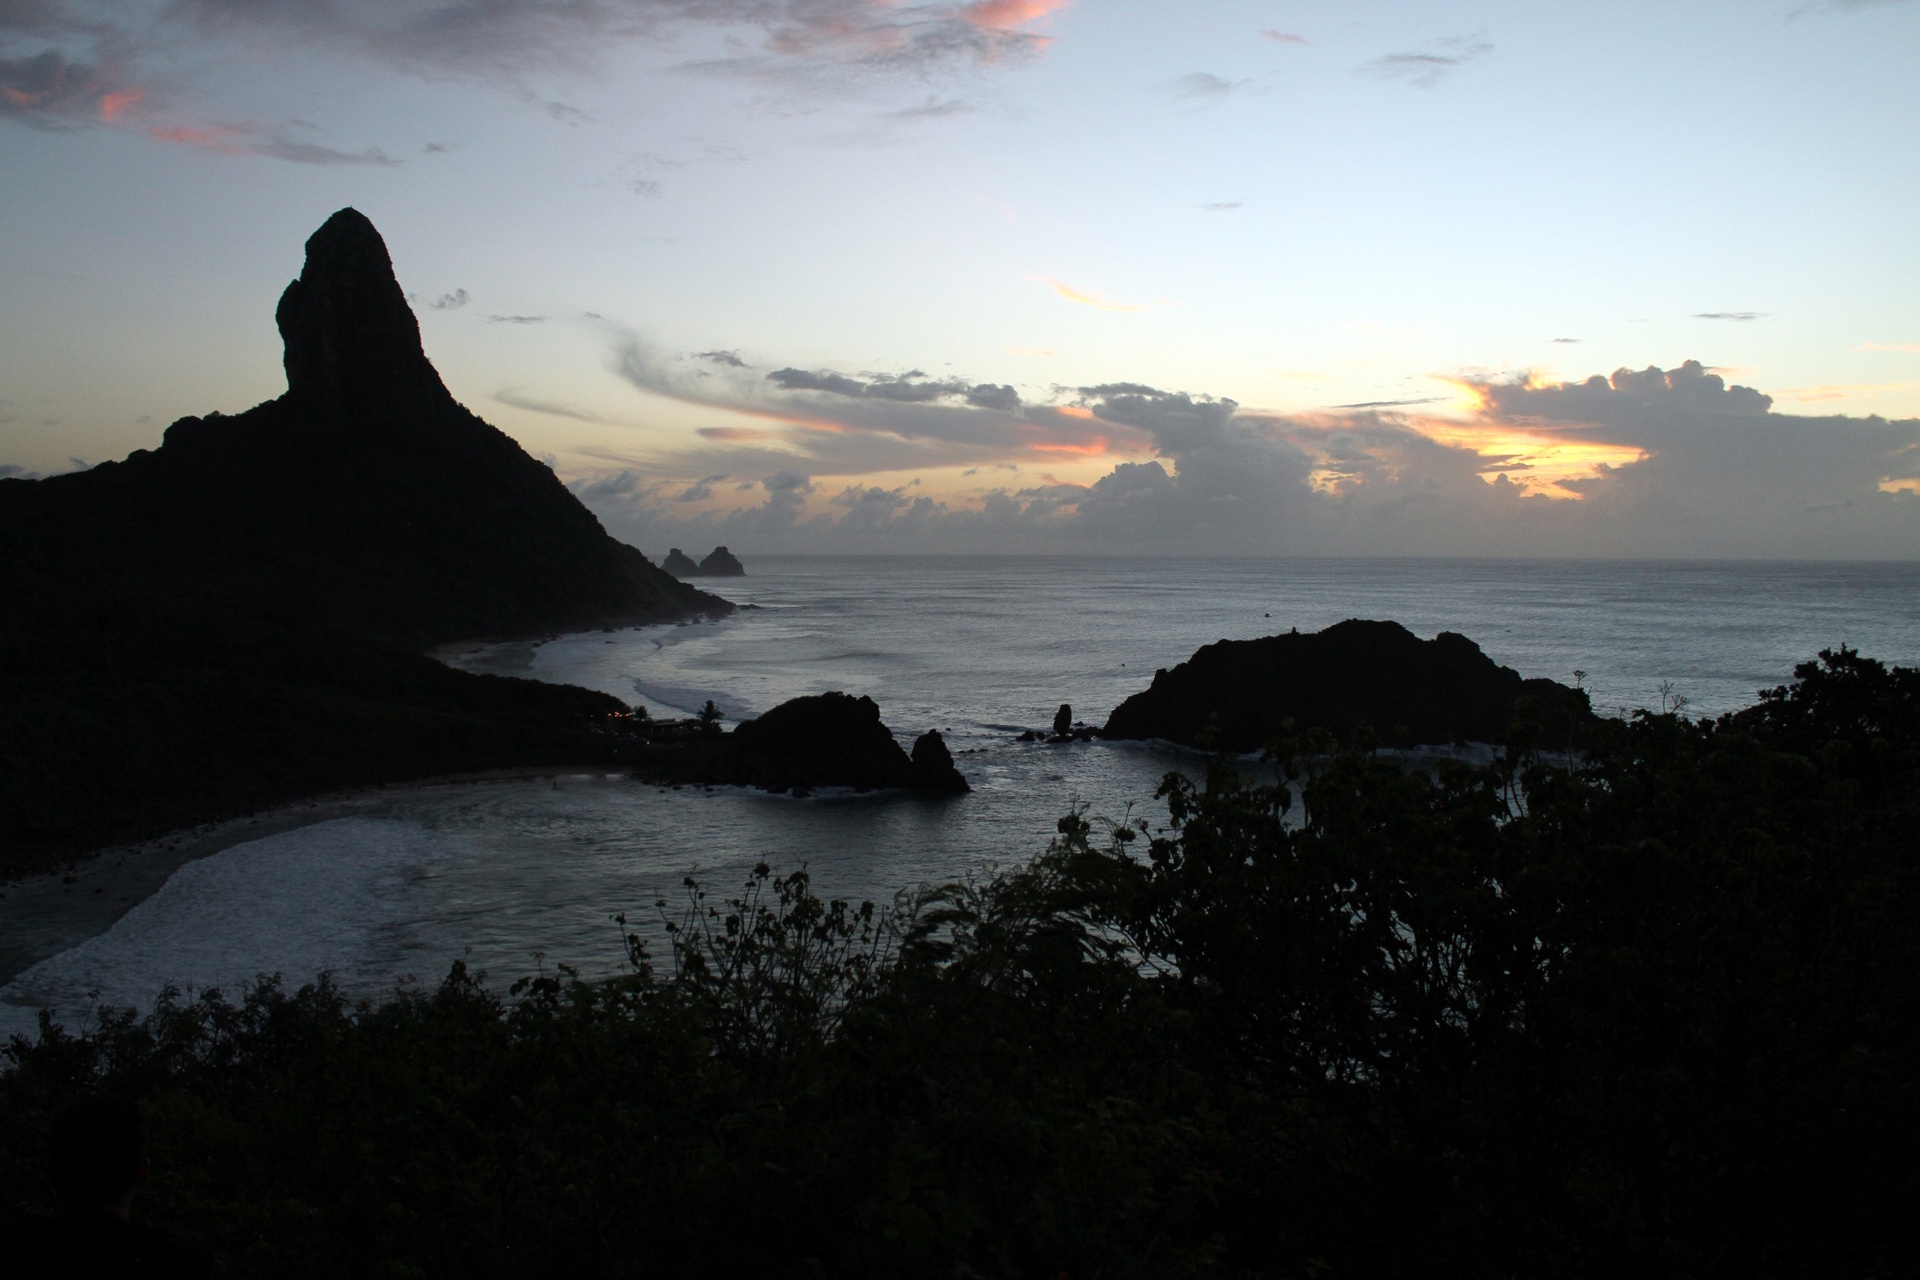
[3,0,1919,557]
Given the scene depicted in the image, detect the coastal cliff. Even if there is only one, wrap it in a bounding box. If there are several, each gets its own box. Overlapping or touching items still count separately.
[1104,619,1590,750]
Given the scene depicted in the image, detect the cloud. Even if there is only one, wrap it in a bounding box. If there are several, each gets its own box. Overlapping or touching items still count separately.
[1360,32,1494,88]
[570,469,655,503]
[1155,71,1245,106]
[1694,311,1765,321]
[139,117,399,164]
[696,349,747,367]
[678,473,729,501]
[0,47,138,128]
[1198,200,1243,212]
[430,288,471,310]
[1859,342,1920,353]
[495,388,602,421]
[486,313,546,324]
[1552,337,1581,344]
[574,345,1920,559]
[0,24,404,160]
[604,325,1124,479]
[966,382,1020,411]
[887,94,973,119]
[1030,275,1144,312]
[5,0,1072,150]
[1260,30,1307,45]
[767,365,1022,410]
[756,468,814,528]
[250,136,397,165]
[961,0,1070,33]
[1334,397,1445,409]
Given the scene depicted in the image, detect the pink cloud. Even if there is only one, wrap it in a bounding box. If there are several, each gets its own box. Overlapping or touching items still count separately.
[963,0,1071,31]
[100,89,145,122]
[1261,29,1308,45]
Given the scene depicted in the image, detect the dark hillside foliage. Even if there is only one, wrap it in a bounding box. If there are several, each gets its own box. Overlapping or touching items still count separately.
[4,650,1916,1276]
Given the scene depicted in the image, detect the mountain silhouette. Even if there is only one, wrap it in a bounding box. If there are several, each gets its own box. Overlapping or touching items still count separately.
[0,209,724,867]
[15,208,724,649]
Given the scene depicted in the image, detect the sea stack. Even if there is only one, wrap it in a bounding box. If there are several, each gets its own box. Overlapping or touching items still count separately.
[698,546,746,576]
[1104,619,1591,750]
[663,548,702,577]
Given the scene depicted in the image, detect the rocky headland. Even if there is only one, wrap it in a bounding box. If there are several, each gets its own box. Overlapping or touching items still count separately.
[0,209,728,872]
[1103,619,1592,751]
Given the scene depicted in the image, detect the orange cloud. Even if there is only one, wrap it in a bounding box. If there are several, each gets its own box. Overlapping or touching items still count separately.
[1409,416,1648,499]
[963,0,1069,32]
[4,87,43,107]
[100,89,144,121]
[1859,342,1920,354]
[1029,436,1110,456]
[1030,275,1144,313]
[1056,405,1094,419]
[1879,477,1920,495]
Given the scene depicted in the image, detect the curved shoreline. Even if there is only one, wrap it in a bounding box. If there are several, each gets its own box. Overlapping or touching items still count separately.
[0,766,626,987]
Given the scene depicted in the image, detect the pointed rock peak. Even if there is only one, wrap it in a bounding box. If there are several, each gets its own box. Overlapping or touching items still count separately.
[275,208,451,421]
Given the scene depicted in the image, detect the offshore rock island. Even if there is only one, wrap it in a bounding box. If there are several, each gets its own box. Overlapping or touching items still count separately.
[0,209,727,871]
[662,546,747,578]
[1104,619,1593,750]
[636,693,968,796]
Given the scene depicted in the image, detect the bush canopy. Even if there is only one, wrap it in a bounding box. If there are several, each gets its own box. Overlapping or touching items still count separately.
[6,648,1917,1277]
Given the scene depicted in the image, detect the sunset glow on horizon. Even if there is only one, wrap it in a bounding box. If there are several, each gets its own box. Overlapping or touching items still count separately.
[4,0,1918,557]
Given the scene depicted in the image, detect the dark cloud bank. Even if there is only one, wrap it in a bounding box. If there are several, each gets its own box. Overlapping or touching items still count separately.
[1,0,1058,142]
[573,353,1920,558]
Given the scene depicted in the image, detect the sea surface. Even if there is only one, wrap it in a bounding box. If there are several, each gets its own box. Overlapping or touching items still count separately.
[8,556,1919,1036]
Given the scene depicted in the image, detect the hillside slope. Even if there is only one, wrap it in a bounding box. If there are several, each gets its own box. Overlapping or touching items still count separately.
[1,209,720,870]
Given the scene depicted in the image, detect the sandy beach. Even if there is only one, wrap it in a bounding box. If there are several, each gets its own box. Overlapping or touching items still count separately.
[0,767,598,988]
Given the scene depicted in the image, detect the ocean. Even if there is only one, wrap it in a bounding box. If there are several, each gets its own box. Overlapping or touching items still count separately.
[6,556,1918,1036]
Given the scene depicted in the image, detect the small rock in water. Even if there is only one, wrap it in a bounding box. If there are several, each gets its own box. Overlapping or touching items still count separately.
[911,729,970,795]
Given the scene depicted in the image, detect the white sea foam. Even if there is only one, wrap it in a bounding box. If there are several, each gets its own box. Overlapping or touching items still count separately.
[0,818,461,1040]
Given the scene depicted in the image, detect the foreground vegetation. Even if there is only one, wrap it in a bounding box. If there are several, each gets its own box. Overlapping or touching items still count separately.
[5,649,1917,1276]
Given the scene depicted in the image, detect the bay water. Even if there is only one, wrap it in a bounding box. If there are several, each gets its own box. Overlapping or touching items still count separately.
[7,556,1917,1036]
